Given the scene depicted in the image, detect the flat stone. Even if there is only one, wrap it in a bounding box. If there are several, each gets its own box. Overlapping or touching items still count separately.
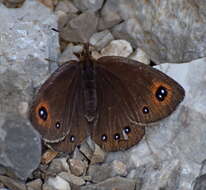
[87,164,112,183]
[59,172,86,186]
[112,160,127,176]
[89,30,114,51]
[0,114,41,180]
[26,179,42,190]
[73,0,104,12]
[60,11,98,43]
[129,48,150,65]
[81,177,136,190]
[109,0,206,63]
[101,39,133,57]
[47,158,70,175]
[90,144,106,165]
[47,176,71,190]
[0,175,27,190]
[55,0,78,14]
[69,159,87,176]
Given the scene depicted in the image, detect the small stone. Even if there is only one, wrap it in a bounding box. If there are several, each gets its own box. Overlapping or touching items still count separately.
[193,174,206,190]
[73,0,104,12]
[98,1,122,30]
[87,164,112,183]
[37,0,54,9]
[55,0,78,14]
[81,177,136,190]
[47,176,71,190]
[42,183,57,190]
[26,179,42,190]
[129,48,150,65]
[47,158,70,175]
[41,149,59,165]
[112,160,127,176]
[0,114,41,180]
[69,159,87,176]
[101,40,133,57]
[78,141,94,161]
[18,101,29,117]
[58,44,83,64]
[59,172,86,186]
[2,0,25,8]
[0,175,27,190]
[60,11,98,43]
[89,30,114,51]
[90,144,106,165]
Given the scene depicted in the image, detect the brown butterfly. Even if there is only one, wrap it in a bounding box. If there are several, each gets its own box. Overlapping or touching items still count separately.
[30,44,185,153]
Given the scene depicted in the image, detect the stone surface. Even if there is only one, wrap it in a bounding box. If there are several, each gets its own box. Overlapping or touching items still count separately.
[55,0,78,14]
[112,160,127,176]
[129,48,150,65]
[109,0,206,63]
[193,174,206,190]
[60,11,98,43]
[26,179,42,190]
[90,144,106,165]
[100,39,133,57]
[89,30,114,51]
[81,177,136,190]
[0,175,27,190]
[73,0,104,12]
[47,158,70,175]
[0,115,41,180]
[59,172,86,186]
[69,159,87,176]
[47,176,71,190]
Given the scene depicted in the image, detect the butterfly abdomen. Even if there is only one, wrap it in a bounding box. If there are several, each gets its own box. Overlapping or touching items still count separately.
[81,60,97,122]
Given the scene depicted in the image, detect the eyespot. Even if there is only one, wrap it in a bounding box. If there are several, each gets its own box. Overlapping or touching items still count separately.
[101,134,107,141]
[155,86,168,101]
[114,133,120,140]
[124,126,131,134]
[55,122,60,129]
[38,106,48,121]
[142,106,149,114]
[69,135,75,143]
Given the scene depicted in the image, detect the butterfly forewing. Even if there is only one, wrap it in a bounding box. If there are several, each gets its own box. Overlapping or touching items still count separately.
[30,61,88,144]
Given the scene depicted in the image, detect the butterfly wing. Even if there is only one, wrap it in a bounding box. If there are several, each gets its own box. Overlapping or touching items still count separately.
[91,56,184,152]
[30,61,88,145]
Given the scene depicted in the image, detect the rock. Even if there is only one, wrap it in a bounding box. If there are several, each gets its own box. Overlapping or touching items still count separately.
[78,141,94,161]
[109,0,206,63]
[59,172,86,186]
[0,175,27,190]
[55,0,78,14]
[98,1,122,30]
[47,176,71,190]
[42,183,57,190]
[193,174,206,190]
[69,159,87,176]
[0,114,41,180]
[38,0,54,9]
[26,179,42,190]
[129,48,150,65]
[87,164,112,183]
[112,160,127,176]
[41,150,59,165]
[2,0,25,8]
[100,40,133,57]
[47,158,70,175]
[89,30,114,51]
[73,0,104,12]
[90,144,106,165]
[58,44,83,63]
[60,11,98,43]
[81,177,136,190]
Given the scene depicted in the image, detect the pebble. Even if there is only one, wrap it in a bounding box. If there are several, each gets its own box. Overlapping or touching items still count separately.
[26,179,42,190]
[129,48,150,65]
[112,160,127,176]
[59,172,86,186]
[90,144,106,165]
[69,159,87,176]
[101,40,133,57]
[47,176,71,190]
[73,0,104,12]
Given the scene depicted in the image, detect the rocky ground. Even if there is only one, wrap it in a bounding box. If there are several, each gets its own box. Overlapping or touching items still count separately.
[0,0,206,190]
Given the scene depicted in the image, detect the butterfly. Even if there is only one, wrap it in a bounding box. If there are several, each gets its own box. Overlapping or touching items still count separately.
[30,44,185,153]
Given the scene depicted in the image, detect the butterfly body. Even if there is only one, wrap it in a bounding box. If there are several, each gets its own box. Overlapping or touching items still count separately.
[30,46,185,153]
